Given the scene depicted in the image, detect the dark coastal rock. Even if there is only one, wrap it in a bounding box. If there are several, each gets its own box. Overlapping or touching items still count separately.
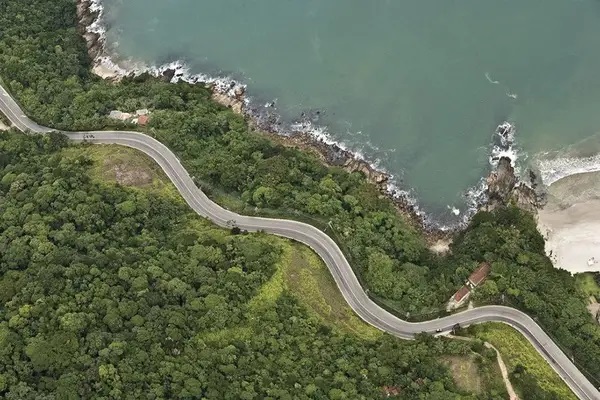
[76,1,104,60]
[285,131,389,189]
[233,86,245,98]
[486,157,518,206]
[344,158,389,185]
[85,32,103,60]
[485,157,543,211]
[76,1,97,28]
[161,69,177,82]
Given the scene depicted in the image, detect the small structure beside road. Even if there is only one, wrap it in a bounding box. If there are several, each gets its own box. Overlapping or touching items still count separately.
[108,109,151,126]
[136,114,150,126]
[468,262,491,288]
[447,262,491,311]
[109,110,132,121]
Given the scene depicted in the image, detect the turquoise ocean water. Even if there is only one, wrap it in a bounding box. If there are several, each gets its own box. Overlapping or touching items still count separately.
[100,0,600,225]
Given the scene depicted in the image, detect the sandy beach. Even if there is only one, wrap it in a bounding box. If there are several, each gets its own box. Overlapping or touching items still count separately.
[92,62,122,80]
[538,171,600,273]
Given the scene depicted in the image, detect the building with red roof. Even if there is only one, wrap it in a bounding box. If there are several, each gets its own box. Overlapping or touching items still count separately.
[137,115,150,126]
[454,286,470,303]
[447,263,492,311]
[447,285,471,311]
[468,262,491,288]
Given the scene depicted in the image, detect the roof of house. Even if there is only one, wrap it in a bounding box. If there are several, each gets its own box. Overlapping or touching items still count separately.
[108,110,133,121]
[454,286,470,302]
[137,115,150,126]
[469,262,491,286]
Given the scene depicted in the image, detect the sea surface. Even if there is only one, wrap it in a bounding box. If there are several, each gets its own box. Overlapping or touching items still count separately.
[100,0,600,225]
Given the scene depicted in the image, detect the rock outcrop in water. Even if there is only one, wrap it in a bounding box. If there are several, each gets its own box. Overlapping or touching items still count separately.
[485,159,543,212]
[485,122,546,212]
[486,157,518,207]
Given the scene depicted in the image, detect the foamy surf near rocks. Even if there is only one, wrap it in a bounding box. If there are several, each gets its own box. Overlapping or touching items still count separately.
[76,0,104,60]
[484,122,544,212]
[485,157,542,212]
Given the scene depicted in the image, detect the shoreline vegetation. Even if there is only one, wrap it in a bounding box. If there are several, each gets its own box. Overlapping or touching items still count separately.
[2,0,600,397]
[75,0,542,236]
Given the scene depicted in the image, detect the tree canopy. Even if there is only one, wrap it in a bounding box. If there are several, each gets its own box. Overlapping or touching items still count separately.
[0,131,490,399]
[1,0,599,395]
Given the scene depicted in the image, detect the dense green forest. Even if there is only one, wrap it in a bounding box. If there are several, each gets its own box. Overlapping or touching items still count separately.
[0,0,599,394]
[0,131,500,399]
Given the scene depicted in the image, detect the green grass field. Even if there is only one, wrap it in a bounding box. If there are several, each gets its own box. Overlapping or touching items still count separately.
[444,348,514,397]
[61,144,182,201]
[442,355,485,394]
[471,323,577,400]
[282,242,382,340]
[575,273,600,300]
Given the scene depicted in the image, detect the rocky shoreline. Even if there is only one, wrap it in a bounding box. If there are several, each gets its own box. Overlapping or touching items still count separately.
[74,0,543,239]
[485,123,546,213]
[76,1,104,61]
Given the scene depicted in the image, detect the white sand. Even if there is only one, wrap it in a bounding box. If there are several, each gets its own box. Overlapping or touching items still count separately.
[92,62,122,80]
[537,172,600,273]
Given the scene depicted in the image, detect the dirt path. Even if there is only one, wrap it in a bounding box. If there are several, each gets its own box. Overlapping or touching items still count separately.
[448,335,518,399]
[485,342,519,400]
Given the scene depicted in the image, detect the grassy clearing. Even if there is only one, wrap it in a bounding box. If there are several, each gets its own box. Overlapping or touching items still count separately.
[282,242,382,340]
[62,144,182,201]
[442,355,484,394]
[471,323,577,400]
[441,342,508,397]
[575,273,600,300]
[247,243,288,314]
[246,239,381,340]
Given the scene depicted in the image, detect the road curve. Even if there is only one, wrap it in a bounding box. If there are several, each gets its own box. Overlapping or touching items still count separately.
[0,85,597,399]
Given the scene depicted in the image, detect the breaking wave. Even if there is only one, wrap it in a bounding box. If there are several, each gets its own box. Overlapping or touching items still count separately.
[536,154,600,186]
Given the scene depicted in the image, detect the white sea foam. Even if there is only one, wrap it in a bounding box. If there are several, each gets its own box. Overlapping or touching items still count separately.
[485,72,499,85]
[289,119,384,169]
[490,145,519,167]
[87,0,107,35]
[461,178,489,224]
[489,121,522,171]
[496,121,515,147]
[536,154,600,186]
[447,205,461,216]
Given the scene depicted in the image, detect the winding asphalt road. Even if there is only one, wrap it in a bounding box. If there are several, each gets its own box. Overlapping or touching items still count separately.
[0,85,597,399]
